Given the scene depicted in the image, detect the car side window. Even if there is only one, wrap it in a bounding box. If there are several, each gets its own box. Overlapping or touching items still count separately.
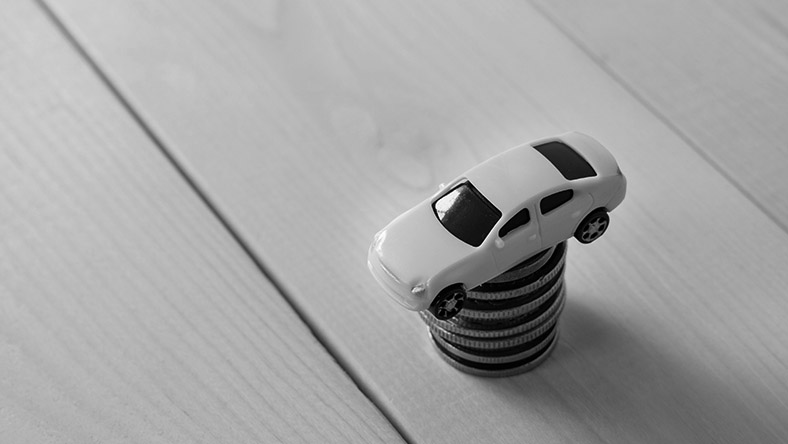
[540,189,574,214]
[499,208,531,238]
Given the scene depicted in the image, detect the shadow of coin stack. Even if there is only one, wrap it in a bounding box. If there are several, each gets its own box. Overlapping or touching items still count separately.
[420,241,567,377]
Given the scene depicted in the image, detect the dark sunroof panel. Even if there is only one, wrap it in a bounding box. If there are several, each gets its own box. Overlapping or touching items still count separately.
[533,141,596,180]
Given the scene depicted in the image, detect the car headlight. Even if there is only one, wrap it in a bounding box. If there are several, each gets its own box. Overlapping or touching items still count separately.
[373,230,386,253]
[411,283,427,296]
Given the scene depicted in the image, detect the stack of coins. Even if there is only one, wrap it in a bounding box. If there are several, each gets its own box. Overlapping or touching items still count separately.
[420,241,567,377]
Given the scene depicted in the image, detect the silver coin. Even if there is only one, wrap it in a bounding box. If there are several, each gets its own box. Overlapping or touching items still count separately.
[485,245,555,284]
[431,323,558,364]
[468,242,567,301]
[423,286,565,338]
[428,314,560,350]
[431,330,559,377]
[421,286,566,338]
[459,277,564,322]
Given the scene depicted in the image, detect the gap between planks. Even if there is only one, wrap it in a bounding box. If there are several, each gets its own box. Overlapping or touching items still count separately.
[31,0,413,443]
[527,0,788,237]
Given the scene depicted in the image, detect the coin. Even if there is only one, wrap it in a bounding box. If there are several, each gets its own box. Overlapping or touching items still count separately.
[428,314,560,350]
[431,323,558,364]
[430,329,559,377]
[420,285,566,338]
[459,276,564,321]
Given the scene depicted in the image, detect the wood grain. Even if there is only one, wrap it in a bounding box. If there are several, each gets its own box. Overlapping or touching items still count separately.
[0,2,404,443]
[45,0,788,443]
[530,0,788,228]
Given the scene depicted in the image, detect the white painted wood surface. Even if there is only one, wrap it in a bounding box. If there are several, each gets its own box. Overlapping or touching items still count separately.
[0,2,405,443]
[532,0,788,227]
[16,0,788,442]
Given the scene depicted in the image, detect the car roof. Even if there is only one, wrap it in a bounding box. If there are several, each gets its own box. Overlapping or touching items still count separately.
[463,144,567,214]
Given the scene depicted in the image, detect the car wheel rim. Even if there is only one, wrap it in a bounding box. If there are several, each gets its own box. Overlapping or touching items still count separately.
[437,292,464,319]
[581,217,607,242]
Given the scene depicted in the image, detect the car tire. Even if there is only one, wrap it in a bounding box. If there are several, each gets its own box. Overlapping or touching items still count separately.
[429,285,466,320]
[575,209,610,244]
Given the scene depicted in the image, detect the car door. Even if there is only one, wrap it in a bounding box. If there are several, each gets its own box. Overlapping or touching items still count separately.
[537,188,593,247]
[491,204,541,271]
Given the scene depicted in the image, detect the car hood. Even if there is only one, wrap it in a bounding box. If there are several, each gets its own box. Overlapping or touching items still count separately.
[373,201,473,290]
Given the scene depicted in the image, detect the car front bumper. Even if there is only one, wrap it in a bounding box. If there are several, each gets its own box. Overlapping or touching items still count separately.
[367,245,431,311]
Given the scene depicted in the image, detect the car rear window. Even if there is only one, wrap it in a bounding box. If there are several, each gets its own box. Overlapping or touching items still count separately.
[433,182,501,247]
[540,189,574,214]
[533,141,596,180]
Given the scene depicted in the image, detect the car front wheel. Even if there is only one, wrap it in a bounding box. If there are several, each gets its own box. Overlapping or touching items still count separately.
[575,209,610,244]
[428,285,466,320]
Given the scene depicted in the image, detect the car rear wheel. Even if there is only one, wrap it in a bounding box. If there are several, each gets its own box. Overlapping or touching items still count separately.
[575,210,609,244]
[429,285,466,320]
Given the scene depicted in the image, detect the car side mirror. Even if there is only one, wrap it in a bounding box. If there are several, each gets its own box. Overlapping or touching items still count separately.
[495,237,505,249]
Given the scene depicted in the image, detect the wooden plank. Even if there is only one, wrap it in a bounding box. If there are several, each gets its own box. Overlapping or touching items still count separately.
[529,0,788,228]
[0,2,404,443]
[48,0,788,442]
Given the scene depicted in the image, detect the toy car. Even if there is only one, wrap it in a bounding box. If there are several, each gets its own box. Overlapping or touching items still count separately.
[367,132,626,320]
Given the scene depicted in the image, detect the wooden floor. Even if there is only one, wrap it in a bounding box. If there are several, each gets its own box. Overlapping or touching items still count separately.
[3,0,788,442]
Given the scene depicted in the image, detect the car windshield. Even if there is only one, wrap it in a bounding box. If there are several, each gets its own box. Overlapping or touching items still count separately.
[533,141,596,180]
[432,182,501,247]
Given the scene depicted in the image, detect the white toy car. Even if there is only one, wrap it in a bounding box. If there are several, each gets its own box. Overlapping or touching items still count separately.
[368,132,626,320]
